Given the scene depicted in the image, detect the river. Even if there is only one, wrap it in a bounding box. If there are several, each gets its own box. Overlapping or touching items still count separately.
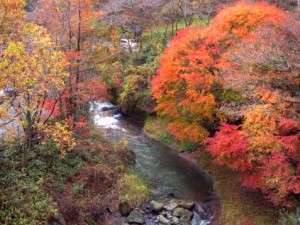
[90,101,217,225]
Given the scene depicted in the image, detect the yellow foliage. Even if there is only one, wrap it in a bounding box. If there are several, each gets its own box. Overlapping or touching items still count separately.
[119,172,149,206]
[0,22,69,144]
[0,0,25,42]
[243,105,279,136]
[43,121,76,157]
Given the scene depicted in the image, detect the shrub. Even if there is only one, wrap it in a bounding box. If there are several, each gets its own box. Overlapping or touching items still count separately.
[119,171,149,207]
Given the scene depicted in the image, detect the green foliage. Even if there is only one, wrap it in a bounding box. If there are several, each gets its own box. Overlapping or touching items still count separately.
[130,43,162,66]
[218,89,244,103]
[119,171,150,206]
[179,141,199,152]
[142,18,209,41]
[119,68,155,115]
[0,140,89,225]
[280,208,300,225]
[0,145,57,225]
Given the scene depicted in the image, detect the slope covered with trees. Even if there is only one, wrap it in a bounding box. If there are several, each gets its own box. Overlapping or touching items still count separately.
[1,0,300,225]
[152,1,300,208]
[0,1,137,224]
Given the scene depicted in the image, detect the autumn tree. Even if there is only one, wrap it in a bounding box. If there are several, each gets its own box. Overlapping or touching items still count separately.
[207,106,300,206]
[207,8,300,206]
[0,0,25,43]
[153,2,287,142]
[33,0,107,122]
[153,1,300,206]
[0,23,74,151]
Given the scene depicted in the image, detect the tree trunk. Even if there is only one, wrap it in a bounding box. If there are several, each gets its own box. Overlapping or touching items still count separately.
[74,0,82,122]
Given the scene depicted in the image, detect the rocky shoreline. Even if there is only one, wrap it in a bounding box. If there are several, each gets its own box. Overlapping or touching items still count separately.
[116,198,212,225]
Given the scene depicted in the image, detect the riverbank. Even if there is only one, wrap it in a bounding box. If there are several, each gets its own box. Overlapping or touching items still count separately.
[144,116,280,225]
[0,124,141,225]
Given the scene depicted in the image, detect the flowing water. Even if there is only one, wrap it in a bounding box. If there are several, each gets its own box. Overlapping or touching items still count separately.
[90,102,217,224]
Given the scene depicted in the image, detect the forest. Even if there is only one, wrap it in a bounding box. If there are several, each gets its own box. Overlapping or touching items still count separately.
[0,0,299,225]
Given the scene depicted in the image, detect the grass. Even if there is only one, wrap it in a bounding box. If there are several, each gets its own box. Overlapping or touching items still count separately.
[143,116,280,225]
[143,17,209,40]
[119,170,150,207]
[0,143,65,225]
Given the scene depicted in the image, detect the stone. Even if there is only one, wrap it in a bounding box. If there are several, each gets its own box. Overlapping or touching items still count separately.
[173,207,193,221]
[163,200,178,211]
[145,220,156,225]
[119,202,132,217]
[150,200,164,212]
[194,204,208,219]
[127,209,144,224]
[179,201,195,210]
[157,215,170,224]
[161,210,168,216]
[173,207,190,217]
[166,213,172,219]
[170,216,179,225]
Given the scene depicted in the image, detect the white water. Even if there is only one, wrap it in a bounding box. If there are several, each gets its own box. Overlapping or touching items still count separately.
[91,102,126,131]
[90,101,217,225]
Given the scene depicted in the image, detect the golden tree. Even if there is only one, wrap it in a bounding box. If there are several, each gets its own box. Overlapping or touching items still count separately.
[0,23,70,150]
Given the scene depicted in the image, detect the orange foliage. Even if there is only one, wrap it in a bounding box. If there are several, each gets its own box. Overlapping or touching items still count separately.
[77,77,108,103]
[153,1,300,206]
[33,0,100,49]
[210,2,286,41]
[152,27,216,142]
[152,1,288,143]
[208,107,300,206]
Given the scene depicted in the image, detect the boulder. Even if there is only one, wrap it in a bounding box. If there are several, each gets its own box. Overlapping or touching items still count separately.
[178,201,195,210]
[127,209,144,224]
[150,200,164,212]
[173,207,192,220]
[163,200,178,211]
[124,150,136,165]
[157,215,170,224]
[170,216,179,224]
